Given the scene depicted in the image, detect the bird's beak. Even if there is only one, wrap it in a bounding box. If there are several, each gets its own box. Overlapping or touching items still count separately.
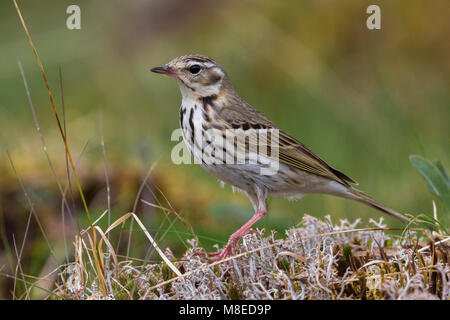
[150,65,179,76]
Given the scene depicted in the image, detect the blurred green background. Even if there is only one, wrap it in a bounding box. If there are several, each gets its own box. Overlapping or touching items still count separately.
[0,0,449,298]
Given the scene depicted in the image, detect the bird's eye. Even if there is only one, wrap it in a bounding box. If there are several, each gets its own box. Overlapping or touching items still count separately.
[189,64,201,74]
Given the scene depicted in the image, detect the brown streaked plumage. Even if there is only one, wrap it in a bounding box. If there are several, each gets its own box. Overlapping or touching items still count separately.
[151,54,409,261]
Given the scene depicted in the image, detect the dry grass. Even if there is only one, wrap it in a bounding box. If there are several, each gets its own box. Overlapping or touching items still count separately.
[40,214,447,300]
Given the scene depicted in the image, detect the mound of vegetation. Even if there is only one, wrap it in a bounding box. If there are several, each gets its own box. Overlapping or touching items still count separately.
[57,214,449,300]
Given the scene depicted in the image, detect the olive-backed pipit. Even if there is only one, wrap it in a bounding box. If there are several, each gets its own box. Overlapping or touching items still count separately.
[151,54,408,261]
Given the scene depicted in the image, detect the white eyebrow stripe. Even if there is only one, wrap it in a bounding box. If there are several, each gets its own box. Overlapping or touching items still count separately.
[186,61,218,70]
[186,61,207,68]
[186,61,217,69]
[203,62,215,68]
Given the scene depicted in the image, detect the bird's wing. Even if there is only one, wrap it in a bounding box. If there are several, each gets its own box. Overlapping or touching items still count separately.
[217,103,357,186]
[276,129,357,185]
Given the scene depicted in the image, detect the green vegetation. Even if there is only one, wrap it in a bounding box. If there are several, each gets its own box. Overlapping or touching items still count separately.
[410,155,450,213]
[409,155,450,235]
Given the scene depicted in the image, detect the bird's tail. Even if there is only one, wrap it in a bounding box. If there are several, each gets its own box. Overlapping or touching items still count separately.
[346,188,410,223]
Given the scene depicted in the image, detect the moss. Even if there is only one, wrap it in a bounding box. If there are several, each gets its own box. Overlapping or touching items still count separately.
[277,258,290,272]
[226,283,243,300]
[343,244,352,264]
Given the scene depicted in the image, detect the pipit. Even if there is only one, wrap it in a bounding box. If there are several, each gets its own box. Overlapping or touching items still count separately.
[151,54,408,261]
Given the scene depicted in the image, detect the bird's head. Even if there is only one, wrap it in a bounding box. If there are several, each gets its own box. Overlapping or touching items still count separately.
[151,54,231,99]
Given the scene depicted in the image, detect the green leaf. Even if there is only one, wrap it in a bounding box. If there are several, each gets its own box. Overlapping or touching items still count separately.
[435,160,450,187]
[410,155,450,210]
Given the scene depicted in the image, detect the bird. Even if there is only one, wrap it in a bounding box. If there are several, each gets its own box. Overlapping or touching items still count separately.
[151,54,408,261]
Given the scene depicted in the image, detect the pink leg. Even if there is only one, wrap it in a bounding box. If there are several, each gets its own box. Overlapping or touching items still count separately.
[208,209,266,262]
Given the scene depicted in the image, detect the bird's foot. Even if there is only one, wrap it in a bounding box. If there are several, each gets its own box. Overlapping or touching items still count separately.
[191,244,235,261]
[206,228,260,262]
[207,244,235,262]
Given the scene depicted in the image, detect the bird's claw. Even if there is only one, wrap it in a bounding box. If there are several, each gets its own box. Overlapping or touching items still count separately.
[207,244,235,262]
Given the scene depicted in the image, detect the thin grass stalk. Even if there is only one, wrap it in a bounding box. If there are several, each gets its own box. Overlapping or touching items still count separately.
[0,272,62,299]
[124,164,157,258]
[86,233,107,295]
[12,0,106,293]
[0,197,14,275]
[7,151,58,262]
[99,105,111,239]
[59,66,76,214]
[106,212,181,276]
[12,235,28,299]
[12,0,93,230]
[18,60,75,263]
[13,209,32,299]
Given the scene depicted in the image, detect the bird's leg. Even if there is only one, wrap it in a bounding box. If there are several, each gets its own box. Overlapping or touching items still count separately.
[208,209,266,262]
